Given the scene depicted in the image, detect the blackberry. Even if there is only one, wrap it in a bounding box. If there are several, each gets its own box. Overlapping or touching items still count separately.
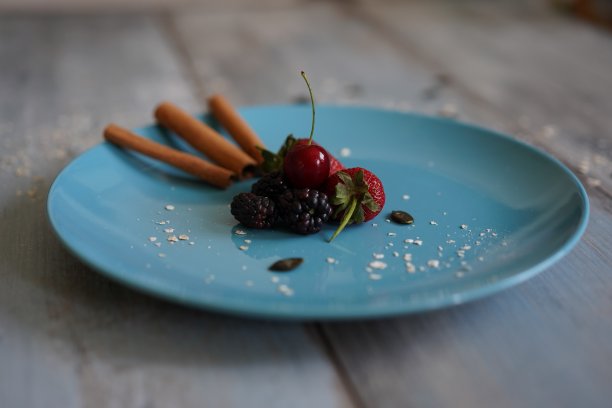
[251,171,289,198]
[230,193,276,228]
[277,189,332,234]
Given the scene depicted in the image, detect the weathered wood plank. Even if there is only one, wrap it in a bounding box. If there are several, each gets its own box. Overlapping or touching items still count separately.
[0,15,351,408]
[168,2,612,407]
[355,0,612,194]
[322,190,612,408]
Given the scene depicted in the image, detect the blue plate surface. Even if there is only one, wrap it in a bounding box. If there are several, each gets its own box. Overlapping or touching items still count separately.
[48,106,589,320]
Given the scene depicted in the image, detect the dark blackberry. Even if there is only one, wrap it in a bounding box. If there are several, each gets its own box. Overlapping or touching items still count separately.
[251,171,289,198]
[230,193,276,228]
[276,189,332,234]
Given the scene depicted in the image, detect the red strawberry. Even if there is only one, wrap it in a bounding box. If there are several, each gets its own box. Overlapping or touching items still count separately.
[325,167,385,241]
[295,138,345,176]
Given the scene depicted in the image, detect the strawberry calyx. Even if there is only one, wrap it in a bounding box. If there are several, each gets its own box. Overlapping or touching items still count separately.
[328,169,380,242]
[257,134,297,174]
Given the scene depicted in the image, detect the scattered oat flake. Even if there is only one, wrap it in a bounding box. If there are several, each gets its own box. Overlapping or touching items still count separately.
[235,229,247,235]
[406,263,416,273]
[373,253,385,259]
[167,235,178,242]
[388,242,394,247]
[419,266,426,272]
[462,245,472,250]
[271,276,280,283]
[372,223,378,227]
[365,267,373,273]
[326,257,337,264]
[369,273,382,280]
[165,205,175,211]
[460,224,468,229]
[403,253,412,261]
[148,236,157,242]
[402,194,410,200]
[178,234,189,241]
[164,228,174,233]
[244,239,252,244]
[392,251,399,257]
[278,284,294,296]
[385,218,391,223]
[438,246,443,251]
[414,240,423,246]
[427,259,440,268]
[388,232,397,237]
[189,242,195,245]
[404,238,414,244]
[239,245,249,251]
[369,260,387,270]
[457,250,465,258]
[158,253,166,258]
[340,147,351,157]
[430,221,438,225]
[156,220,167,225]
[154,242,162,247]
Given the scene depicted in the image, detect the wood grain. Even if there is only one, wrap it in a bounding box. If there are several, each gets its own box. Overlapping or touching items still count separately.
[167,1,612,407]
[0,15,351,408]
[2,1,612,407]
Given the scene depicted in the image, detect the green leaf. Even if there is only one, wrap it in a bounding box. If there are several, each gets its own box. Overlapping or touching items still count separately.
[353,206,365,224]
[336,171,353,186]
[278,134,297,157]
[334,183,351,203]
[355,169,364,186]
[259,134,297,174]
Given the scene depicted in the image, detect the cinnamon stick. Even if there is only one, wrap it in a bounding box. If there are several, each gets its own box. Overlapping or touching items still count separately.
[103,124,234,189]
[154,102,256,179]
[208,94,265,164]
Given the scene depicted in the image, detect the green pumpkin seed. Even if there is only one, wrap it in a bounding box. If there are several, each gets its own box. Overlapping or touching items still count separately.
[269,257,303,272]
[390,210,414,225]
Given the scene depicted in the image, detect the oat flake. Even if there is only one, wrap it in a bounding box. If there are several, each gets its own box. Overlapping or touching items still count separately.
[369,260,387,270]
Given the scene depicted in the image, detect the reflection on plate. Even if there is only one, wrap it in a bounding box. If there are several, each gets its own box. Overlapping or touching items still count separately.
[47,105,588,320]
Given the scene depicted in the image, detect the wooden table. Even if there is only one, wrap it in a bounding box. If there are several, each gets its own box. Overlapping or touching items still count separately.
[1,1,611,407]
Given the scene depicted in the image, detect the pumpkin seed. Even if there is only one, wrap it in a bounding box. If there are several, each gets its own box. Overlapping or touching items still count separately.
[390,210,414,225]
[269,257,303,272]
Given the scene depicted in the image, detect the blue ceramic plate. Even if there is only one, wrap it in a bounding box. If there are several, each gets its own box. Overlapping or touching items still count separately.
[48,106,588,320]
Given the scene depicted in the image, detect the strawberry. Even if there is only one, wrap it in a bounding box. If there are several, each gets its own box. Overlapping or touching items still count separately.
[259,135,344,177]
[325,167,385,241]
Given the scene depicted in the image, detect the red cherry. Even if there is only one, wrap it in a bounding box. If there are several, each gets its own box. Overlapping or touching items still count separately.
[283,144,330,188]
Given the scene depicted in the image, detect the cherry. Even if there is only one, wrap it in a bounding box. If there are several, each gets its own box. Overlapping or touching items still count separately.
[283,71,330,188]
[284,144,330,188]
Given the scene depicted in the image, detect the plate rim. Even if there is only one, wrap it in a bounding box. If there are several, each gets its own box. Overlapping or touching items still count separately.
[47,104,590,320]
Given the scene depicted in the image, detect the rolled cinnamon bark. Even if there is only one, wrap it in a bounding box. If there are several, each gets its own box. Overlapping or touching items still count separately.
[104,124,235,189]
[208,94,265,164]
[154,102,256,179]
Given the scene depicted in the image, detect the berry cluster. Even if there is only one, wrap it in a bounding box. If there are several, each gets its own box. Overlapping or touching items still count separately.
[231,172,332,234]
[230,71,386,241]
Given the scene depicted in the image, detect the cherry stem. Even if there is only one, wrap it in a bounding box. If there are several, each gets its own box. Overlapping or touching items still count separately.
[328,198,358,242]
[301,70,315,145]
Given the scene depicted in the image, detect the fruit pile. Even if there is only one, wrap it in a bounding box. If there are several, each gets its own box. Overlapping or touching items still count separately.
[230,72,385,241]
